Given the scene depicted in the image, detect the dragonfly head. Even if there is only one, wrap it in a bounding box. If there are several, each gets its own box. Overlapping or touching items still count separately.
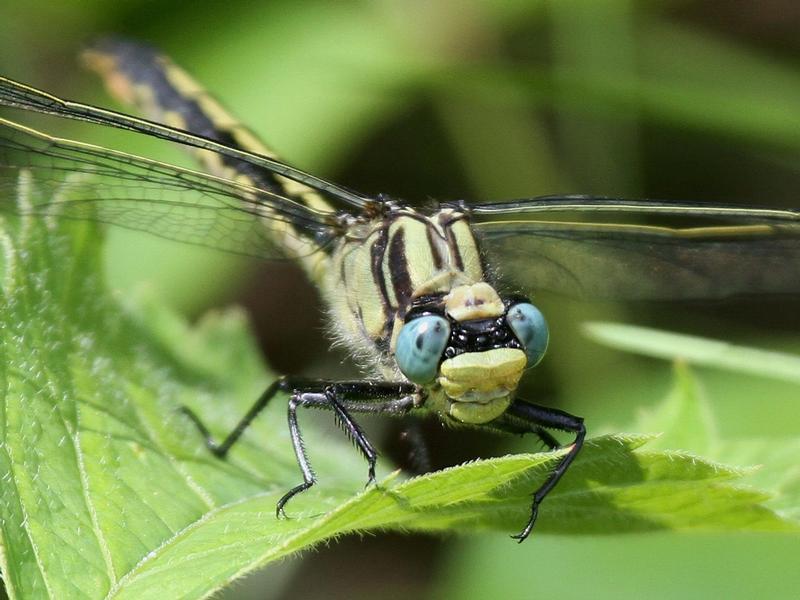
[394,282,549,424]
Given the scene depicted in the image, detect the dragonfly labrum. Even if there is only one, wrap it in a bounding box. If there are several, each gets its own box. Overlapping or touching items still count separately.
[1,38,799,542]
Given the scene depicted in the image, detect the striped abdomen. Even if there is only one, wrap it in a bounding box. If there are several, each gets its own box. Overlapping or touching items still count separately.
[82,37,331,275]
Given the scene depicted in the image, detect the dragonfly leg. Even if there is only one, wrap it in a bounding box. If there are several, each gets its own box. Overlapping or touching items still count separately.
[501,400,585,542]
[533,426,561,451]
[326,389,378,485]
[181,376,417,516]
[276,392,318,517]
[180,377,297,458]
[277,382,417,517]
[492,415,561,451]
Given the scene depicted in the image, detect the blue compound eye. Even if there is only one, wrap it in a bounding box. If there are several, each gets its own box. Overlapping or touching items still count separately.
[507,302,549,367]
[395,315,451,384]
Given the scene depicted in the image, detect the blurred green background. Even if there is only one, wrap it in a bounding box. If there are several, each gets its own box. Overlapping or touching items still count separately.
[3,1,800,598]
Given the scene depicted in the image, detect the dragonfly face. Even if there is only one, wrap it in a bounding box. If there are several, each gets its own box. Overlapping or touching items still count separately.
[322,203,548,424]
[1,37,798,542]
[394,282,549,424]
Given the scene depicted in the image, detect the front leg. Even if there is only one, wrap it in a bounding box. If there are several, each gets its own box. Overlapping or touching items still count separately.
[181,378,418,517]
[499,400,585,542]
[277,382,418,515]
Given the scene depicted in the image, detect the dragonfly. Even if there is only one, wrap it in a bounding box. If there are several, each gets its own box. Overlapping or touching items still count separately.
[1,38,799,542]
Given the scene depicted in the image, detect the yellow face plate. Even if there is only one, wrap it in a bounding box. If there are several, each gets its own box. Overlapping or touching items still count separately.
[437,348,527,424]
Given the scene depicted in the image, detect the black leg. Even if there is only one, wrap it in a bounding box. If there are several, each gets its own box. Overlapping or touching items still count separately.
[276,384,417,516]
[276,393,318,517]
[180,377,295,458]
[501,400,585,542]
[490,415,561,451]
[327,389,378,485]
[181,377,418,517]
[532,426,560,451]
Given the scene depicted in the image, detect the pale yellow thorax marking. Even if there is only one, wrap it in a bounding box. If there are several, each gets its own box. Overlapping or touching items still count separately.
[324,210,487,373]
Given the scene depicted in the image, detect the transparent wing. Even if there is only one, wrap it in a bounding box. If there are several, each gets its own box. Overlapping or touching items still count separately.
[468,196,800,300]
[0,117,339,259]
[0,75,372,211]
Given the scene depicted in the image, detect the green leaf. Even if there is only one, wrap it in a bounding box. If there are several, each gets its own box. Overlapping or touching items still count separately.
[635,362,718,454]
[590,322,800,518]
[1,176,797,600]
[583,321,800,384]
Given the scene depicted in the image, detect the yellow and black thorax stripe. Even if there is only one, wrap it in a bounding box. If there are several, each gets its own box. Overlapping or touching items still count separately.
[325,206,486,369]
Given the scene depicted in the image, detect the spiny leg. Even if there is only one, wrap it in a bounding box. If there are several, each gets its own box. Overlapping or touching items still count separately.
[277,388,381,518]
[277,383,417,516]
[181,377,418,517]
[492,416,561,452]
[501,400,585,542]
[327,389,378,485]
[533,426,561,451]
